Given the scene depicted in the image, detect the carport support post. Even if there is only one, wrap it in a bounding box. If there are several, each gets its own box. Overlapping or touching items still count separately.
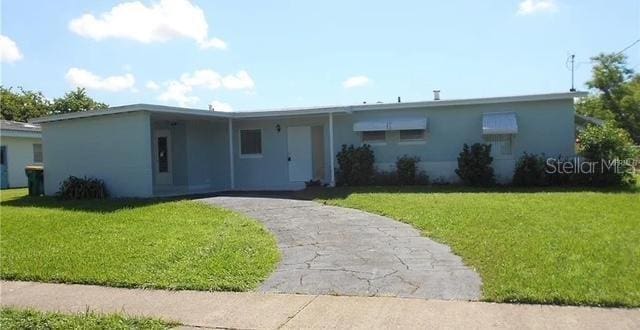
[329,112,335,187]
[228,118,235,190]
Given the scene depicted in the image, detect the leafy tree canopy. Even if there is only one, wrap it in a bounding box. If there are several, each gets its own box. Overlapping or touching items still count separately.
[51,88,108,115]
[577,53,640,143]
[0,86,108,122]
[0,86,51,122]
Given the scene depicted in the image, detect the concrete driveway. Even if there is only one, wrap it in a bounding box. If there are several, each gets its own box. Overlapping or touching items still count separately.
[200,196,481,300]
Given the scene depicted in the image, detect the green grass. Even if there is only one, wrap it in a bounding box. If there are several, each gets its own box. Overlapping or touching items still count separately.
[0,189,279,291]
[0,308,178,329]
[313,185,640,307]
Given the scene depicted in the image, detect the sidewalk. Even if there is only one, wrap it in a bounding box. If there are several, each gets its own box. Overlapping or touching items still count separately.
[1,281,639,329]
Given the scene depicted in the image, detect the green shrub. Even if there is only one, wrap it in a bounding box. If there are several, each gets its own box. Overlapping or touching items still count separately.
[372,170,398,186]
[58,176,108,200]
[336,144,375,186]
[578,123,638,186]
[543,154,575,186]
[513,152,547,186]
[455,143,495,186]
[396,155,429,185]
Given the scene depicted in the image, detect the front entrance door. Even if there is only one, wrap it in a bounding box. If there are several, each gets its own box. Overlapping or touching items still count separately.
[287,126,312,182]
[154,129,172,185]
[0,146,8,189]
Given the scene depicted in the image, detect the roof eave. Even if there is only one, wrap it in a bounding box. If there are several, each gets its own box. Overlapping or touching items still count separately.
[31,91,589,123]
[31,103,232,124]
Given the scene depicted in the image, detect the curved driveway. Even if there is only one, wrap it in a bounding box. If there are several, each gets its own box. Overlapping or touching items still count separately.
[199,196,481,300]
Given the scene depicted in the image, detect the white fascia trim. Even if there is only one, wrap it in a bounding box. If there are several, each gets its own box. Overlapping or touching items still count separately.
[31,103,232,124]
[0,130,42,138]
[31,92,588,123]
[231,91,588,118]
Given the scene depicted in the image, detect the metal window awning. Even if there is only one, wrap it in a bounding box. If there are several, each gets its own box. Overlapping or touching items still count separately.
[353,119,389,132]
[353,117,428,132]
[482,112,518,135]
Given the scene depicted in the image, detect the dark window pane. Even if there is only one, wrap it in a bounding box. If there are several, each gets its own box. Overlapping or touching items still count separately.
[399,129,425,141]
[362,131,386,142]
[241,129,262,155]
[0,146,5,165]
[158,137,168,172]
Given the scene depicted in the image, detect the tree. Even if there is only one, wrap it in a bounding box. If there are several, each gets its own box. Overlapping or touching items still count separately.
[577,122,638,186]
[51,88,108,115]
[0,86,51,122]
[577,53,640,143]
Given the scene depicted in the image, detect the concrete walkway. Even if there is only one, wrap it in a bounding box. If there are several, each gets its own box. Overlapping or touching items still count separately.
[2,281,639,329]
[199,196,481,300]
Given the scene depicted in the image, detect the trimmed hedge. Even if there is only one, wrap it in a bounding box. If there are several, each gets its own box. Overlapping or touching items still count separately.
[455,143,495,186]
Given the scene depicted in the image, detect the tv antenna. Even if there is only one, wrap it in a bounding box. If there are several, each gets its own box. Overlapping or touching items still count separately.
[566,54,576,92]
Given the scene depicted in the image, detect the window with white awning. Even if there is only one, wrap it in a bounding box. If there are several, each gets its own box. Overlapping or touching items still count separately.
[482,112,517,158]
[482,112,518,135]
[353,119,389,132]
[353,117,428,132]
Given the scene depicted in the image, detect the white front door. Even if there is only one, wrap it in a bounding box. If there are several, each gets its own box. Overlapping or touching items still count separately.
[154,129,173,185]
[287,126,312,182]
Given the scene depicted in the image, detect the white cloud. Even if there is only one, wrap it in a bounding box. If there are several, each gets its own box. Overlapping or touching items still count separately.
[517,0,557,15]
[69,0,227,50]
[65,67,135,92]
[342,75,371,89]
[155,69,255,107]
[180,69,222,89]
[145,80,160,90]
[178,69,255,90]
[221,70,255,90]
[158,81,198,106]
[209,100,233,112]
[0,35,23,63]
[199,38,227,50]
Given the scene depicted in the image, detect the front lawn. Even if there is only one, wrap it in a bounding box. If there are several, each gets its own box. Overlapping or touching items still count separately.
[0,189,279,291]
[1,308,177,329]
[314,186,640,307]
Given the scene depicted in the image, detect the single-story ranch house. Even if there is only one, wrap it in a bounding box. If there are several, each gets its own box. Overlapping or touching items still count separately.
[0,120,43,189]
[32,91,587,197]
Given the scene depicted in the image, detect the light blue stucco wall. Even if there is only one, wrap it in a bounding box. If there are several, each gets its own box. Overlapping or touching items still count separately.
[228,98,575,188]
[231,98,575,186]
[42,111,153,197]
[151,117,230,193]
[0,135,41,188]
[185,120,230,190]
[40,98,575,197]
[331,99,575,183]
[232,115,331,190]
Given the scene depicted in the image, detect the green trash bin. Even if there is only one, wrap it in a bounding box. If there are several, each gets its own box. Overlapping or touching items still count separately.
[25,164,44,196]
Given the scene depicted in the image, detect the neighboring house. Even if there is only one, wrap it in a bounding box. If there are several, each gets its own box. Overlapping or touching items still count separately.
[575,113,605,133]
[32,91,587,197]
[0,120,43,189]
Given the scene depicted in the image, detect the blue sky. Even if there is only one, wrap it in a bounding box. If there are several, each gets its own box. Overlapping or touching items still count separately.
[1,0,639,111]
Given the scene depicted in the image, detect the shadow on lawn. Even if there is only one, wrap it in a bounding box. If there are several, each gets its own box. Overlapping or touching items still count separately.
[290,184,640,201]
[0,189,306,213]
[2,183,636,213]
[0,194,181,213]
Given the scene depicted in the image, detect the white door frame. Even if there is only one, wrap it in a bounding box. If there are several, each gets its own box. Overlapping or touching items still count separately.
[287,126,312,182]
[154,129,173,185]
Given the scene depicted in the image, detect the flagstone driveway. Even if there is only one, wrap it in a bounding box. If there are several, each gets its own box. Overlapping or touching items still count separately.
[200,196,481,300]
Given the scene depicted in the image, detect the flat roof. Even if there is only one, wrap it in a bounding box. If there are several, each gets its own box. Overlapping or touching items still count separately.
[1,120,41,132]
[0,120,42,138]
[31,91,588,123]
